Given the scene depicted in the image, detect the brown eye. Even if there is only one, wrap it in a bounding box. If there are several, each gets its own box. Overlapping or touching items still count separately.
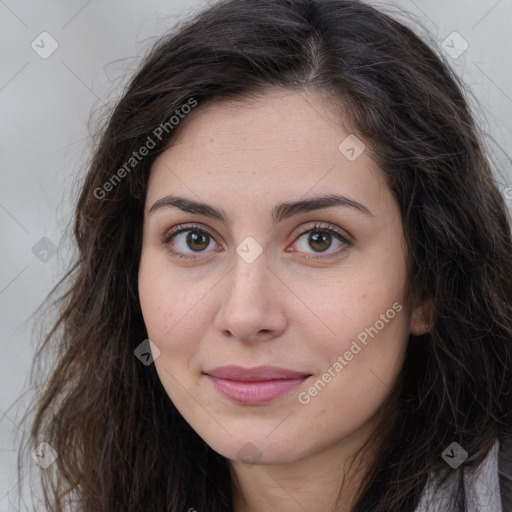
[185,231,210,251]
[308,231,333,252]
[163,224,218,260]
[292,223,351,260]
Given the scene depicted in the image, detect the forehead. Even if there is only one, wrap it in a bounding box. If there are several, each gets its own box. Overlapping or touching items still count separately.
[146,88,393,220]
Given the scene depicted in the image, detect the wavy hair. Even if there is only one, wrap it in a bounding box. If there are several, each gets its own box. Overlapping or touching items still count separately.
[19,0,512,510]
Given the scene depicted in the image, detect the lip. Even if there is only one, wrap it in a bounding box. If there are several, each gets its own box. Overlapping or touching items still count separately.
[204,365,311,404]
[205,365,311,381]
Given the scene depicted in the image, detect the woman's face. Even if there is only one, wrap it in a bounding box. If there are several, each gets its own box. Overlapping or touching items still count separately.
[138,88,426,467]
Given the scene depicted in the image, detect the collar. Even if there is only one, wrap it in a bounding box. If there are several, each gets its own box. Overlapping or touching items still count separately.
[414,440,502,512]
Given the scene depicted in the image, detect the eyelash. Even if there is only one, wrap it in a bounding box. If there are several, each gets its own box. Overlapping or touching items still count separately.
[162,222,351,261]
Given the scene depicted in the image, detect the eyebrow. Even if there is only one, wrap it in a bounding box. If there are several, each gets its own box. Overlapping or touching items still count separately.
[148,193,373,224]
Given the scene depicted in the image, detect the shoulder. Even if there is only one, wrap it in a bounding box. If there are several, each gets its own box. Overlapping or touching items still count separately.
[499,437,512,512]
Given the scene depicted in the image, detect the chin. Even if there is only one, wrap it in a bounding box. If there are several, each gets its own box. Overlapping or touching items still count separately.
[203,431,306,466]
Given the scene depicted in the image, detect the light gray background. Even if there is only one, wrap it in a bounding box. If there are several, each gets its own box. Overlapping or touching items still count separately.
[1,0,511,510]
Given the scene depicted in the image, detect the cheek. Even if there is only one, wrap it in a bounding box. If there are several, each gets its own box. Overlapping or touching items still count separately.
[139,252,194,340]
[301,289,409,400]
[138,258,204,409]
[138,252,213,389]
[291,282,408,441]
[291,261,410,421]
[293,259,408,357]
[138,273,173,340]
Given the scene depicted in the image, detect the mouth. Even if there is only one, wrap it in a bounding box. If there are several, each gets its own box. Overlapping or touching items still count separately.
[203,365,312,404]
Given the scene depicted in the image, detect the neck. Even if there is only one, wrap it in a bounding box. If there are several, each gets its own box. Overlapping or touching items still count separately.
[229,421,381,512]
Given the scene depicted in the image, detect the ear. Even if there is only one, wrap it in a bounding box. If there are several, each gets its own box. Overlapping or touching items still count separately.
[409,299,433,336]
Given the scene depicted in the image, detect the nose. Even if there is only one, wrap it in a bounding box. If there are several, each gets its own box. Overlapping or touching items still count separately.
[214,249,287,343]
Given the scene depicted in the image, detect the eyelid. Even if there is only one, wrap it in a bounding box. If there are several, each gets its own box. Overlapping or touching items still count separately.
[288,222,352,260]
[290,221,352,244]
[163,221,352,244]
[161,223,222,261]
[162,223,217,243]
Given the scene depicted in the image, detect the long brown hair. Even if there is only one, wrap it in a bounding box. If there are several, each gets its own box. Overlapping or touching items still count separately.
[18,0,512,510]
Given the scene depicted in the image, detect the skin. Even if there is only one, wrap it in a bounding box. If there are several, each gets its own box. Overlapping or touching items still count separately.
[138,88,429,512]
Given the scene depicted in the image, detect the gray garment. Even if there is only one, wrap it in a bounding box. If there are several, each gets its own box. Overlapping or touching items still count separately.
[414,441,502,512]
